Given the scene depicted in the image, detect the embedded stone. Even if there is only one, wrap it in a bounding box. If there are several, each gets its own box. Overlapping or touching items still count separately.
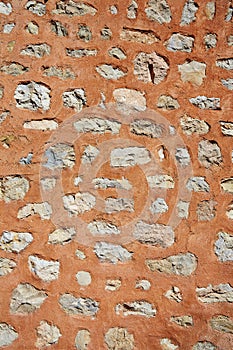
[220,121,233,136]
[180,0,198,26]
[192,341,216,350]
[63,192,96,215]
[0,323,18,347]
[196,200,216,221]
[210,315,233,333]
[186,177,209,192]
[66,48,97,58]
[105,198,134,213]
[111,147,151,167]
[0,231,33,253]
[157,95,180,110]
[130,119,163,137]
[36,321,61,348]
[53,0,97,16]
[171,315,193,327]
[105,279,122,291]
[0,62,29,76]
[25,1,46,16]
[0,258,16,276]
[120,27,159,44]
[178,61,206,86]
[94,242,132,264]
[21,43,50,58]
[216,58,233,71]
[62,88,86,111]
[76,271,92,286]
[134,52,169,84]
[24,119,58,130]
[105,327,134,350]
[17,202,52,220]
[180,115,209,135]
[198,140,222,167]
[74,117,121,134]
[75,330,91,350]
[113,89,146,112]
[204,33,217,49]
[96,64,127,80]
[115,301,156,318]
[134,221,174,247]
[165,286,183,302]
[145,0,171,24]
[48,227,76,245]
[0,176,29,203]
[214,232,233,262]
[221,78,233,90]
[59,294,99,317]
[165,33,194,52]
[175,147,190,166]
[51,20,68,36]
[44,143,75,169]
[108,47,126,60]
[88,220,120,236]
[14,82,50,111]
[196,283,233,303]
[28,255,60,282]
[81,145,99,164]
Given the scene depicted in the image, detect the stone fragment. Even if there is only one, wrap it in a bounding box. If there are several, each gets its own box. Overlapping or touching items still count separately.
[15,81,50,111]
[177,201,189,219]
[59,294,99,317]
[21,43,50,58]
[75,330,90,350]
[120,27,159,44]
[114,89,146,112]
[108,47,126,60]
[221,178,233,193]
[175,147,190,166]
[93,177,132,190]
[36,321,61,348]
[220,121,233,136]
[134,52,169,84]
[105,279,121,291]
[81,145,99,164]
[28,256,60,282]
[130,119,163,138]
[157,95,180,110]
[77,24,92,41]
[171,315,193,327]
[111,147,151,167]
[105,327,134,350]
[10,283,47,314]
[196,283,233,303]
[178,61,206,86]
[0,176,29,203]
[48,227,76,245]
[26,21,39,34]
[127,0,137,19]
[0,323,18,347]
[76,271,91,286]
[3,23,15,33]
[96,64,126,80]
[135,280,151,290]
[94,242,132,264]
[165,286,182,302]
[180,115,209,135]
[100,26,112,40]
[186,177,209,192]
[75,249,86,260]
[198,140,222,167]
[25,1,46,16]
[0,258,16,276]
[66,48,97,58]
[53,0,97,16]
[221,78,233,90]
[63,192,96,216]
[51,20,68,36]
[197,200,216,221]
[0,231,33,253]
[165,33,194,52]
[215,232,233,262]
[74,117,121,134]
[62,88,86,111]
[0,62,29,76]
[0,2,12,15]
[43,66,75,79]
[205,2,215,20]
[105,198,134,214]
[145,0,171,24]
[160,338,179,350]
[204,33,217,49]
[146,252,197,276]
[44,143,75,169]
[40,178,56,191]
[210,315,233,333]
[115,301,156,318]
[24,119,58,131]
[216,58,233,71]
[134,221,174,247]
[180,0,198,26]
[17,202,52,220]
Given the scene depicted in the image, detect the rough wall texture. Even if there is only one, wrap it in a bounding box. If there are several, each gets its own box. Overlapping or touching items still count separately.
[0,0,233,349]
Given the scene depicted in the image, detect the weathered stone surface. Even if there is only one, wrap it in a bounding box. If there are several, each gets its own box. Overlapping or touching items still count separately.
[165,33,194,52]
[146,252,197,276]
[44,143,75,169]
[216,58,233,71]
[221,178,233,193]
[177,200,190,219]
[53,0,97,16]
[150,198,168,213]
[105,327,134,350]
[205,2,215,20]
[100,26,112,40]
[204,33,217,49]
[198,140,222,167]
[175,147,190,166]
[0,176,29,203]
[74,117,121,134]
[48,227,76,245]
[220,121,233,136]
[0,231,33,253]
[105,279,122,291]
[127,0,137,18]
[165,286,182,302]
[180,0,198,26]
[75,329,90,350]
[51,20,67,36]
[192,341,216,350]
[96,64,126,80]
[105,198,134,214]
[114,89,146,112]
[66,48,97,58]
[21,43,50,58]
[186,177,209,192]
[135,279,151,290]
[115,301,156,318]
[17,202,52,220]
[221,78,233,90]
[81,145,99,164]
[36,321,61,348]
[171,315,193,327]
[0,62,29,76]
[134,52,169,84]
[215,232,233,262]
[178,61,206,86]
[94,242,132,264]
[76,271,92,286]
[0,2,12,15]
[24,119,58,130]
[157,95,180,110]
[145,0,171,24]
[26,21,39,34]
[130,119,163,137]
[210,315,233,333]
[147,174,174,189]
[43,66,75,79]
[3,22,15,33]
[88,220,120,236]
[160,338,179,350]
[111,147,151,167]
[0,258,16,276]
[93,177,132,190]
[190,96,220,110]
[59,294,99,317]
[10,283,47,314]
[28,255,60,282]
[0,323,18,347]
[180,115,209,135]
[63,192,96,215]
[196,283,233,303]
[77,24,92,41]
[120,27,159,44]
[108,47,126,60]
[62,88,86,111]
[25,1,46,16]
[134,221,174,247]
[15,82,50,111]
[197,200,216,221]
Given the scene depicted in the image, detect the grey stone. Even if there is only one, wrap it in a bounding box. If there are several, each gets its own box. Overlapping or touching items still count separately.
[88,221,120,236]
[63,192,96,215]
[146,252,197,276]
[197,200,216,221]
[93,177,132,190]
[44,143,75,169]
[105,279,122,291]
[75,330,90,350]
[210,315,233,333]
[165,33,194,52]
[221,78,233,90]
[10,283,47,314]
[147,174,174,189]
[134,52,169,84]
[157,95,180,109]
[196,283,233,303]
[115,301,156,318]
[40,178,57,191]
[214,232,233,262]
[204,33,217,49]
[36,321,61,348]
[17,202,52,220]
[0,62,28,76]
[192,341,216,350]
[3,22,15,33]
[94,242,132,264]
[81,145,99,164]
[221,178,233,193]
[165,286,182,302]
[51,20,68,36]
[0,231,33,253]
[21,43,50,58]
[114,89,146,112]
[77,24,92,41]
[130,119,163,137]
[28,255,60,282]
[120,27,159,44]
[43,66,75,80]
[108,47,126,60]
[111,147,151,167]
[216,58,233,71]
[96,64,126,80]
[198,140,222,167]
[105,198,134,214]
[0,2,12,15]
[178,61,206,86]
[0,323,18,347]
[127,0,137,19]
[160,338,179,350]
[48,227,76,245]
[176,201,190,219]
[59,294,99,316]
[24,120,58,130]
[145,0,171,24]
[190,96,220,109]
[180,0,198,26]
[220,121,233,136]
[135,280,151,290]
[134,221,174,247]
[180,115,209,135]
[205,2,215,20]
[105,327,134,350]
[25,1,46,16]
[0,176,29,203]
[171,315,193,327]
[26,21,39,34]
[175,147,190,166]
[76,271,91,286]
[74,117,121,134]
[186,177,209,192]
[62,88,86,111]
[14,81,50,111]
[0,258,16,276]
[53,0,97,16]
[66,48,97,58]
[100,26,112,40]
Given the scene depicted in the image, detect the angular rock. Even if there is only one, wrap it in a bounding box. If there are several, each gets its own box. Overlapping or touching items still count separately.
[114,89,146,112]
[3,22,15,33]
[130,119,163,137]
[197,200,216,221]
[180,115,209,135]
[63,192,96,215]
[192,341,216,350]
[175,147,190,166]
[221,178,233,193]
[26,21,39,34]
[215,231,233,262]
[120,27,159,44]
[147,174,174,189]
[108,47,126,60]
[94,242,132,264]
[81,145,99,164]
[53,0,97,16]
[36,321,61,348]
[51,20,68,36]
[186,177,209,192]
[24,119,58,130]
[105,279,122,291]
[88,221,120,236]
[75,330,90,350]
[28,255,60,282]
[0,258,16,276]
[0,323,18,347]
[77,24,92,41]
[171,315,193,327]
[178,61,206,86]
[96,64,126,80]
[196,283,233,303]
[43,66,75,79]
[216,58,233,71]
[15,81,50,111]
[165,286,182,303]
[165,33,194,52]
[204,33,217,49]
[76,271,91,286]
[127,0,137,19]
[160,338,179,350]
[177,201,190,219]
[198,140,222,167]
[0,2,12,15]
[20,43,50,58]
[105,198,134,213]
[66,48,97,58]
[62,88,86,111]
[105,327,134,350]
[111,147,151,167]
[59,294,99,316]
[93,177,132,190]
[210,315,233,333]
[115,301,156,318]
[10,283,47,314]
[157,95,180,110]
[0,176,29,203]
[146,252,197,276]
[0,231,33,253]
[74,117,121,134]
[48,227,76,245]
[221,78,233,90]
[0,62,29,76]
[25,1,46,16]
[204,2,215,20]
[44,143,75,169]
[134,221,174,247]
[220,121,233,136]
[134,52,169,84]
[190,96,220,110]
[180,0,198,26]
[17,202,52,220]
[145,0,171,24]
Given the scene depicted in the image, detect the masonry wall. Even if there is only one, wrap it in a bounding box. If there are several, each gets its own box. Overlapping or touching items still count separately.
[0,0,233,349]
